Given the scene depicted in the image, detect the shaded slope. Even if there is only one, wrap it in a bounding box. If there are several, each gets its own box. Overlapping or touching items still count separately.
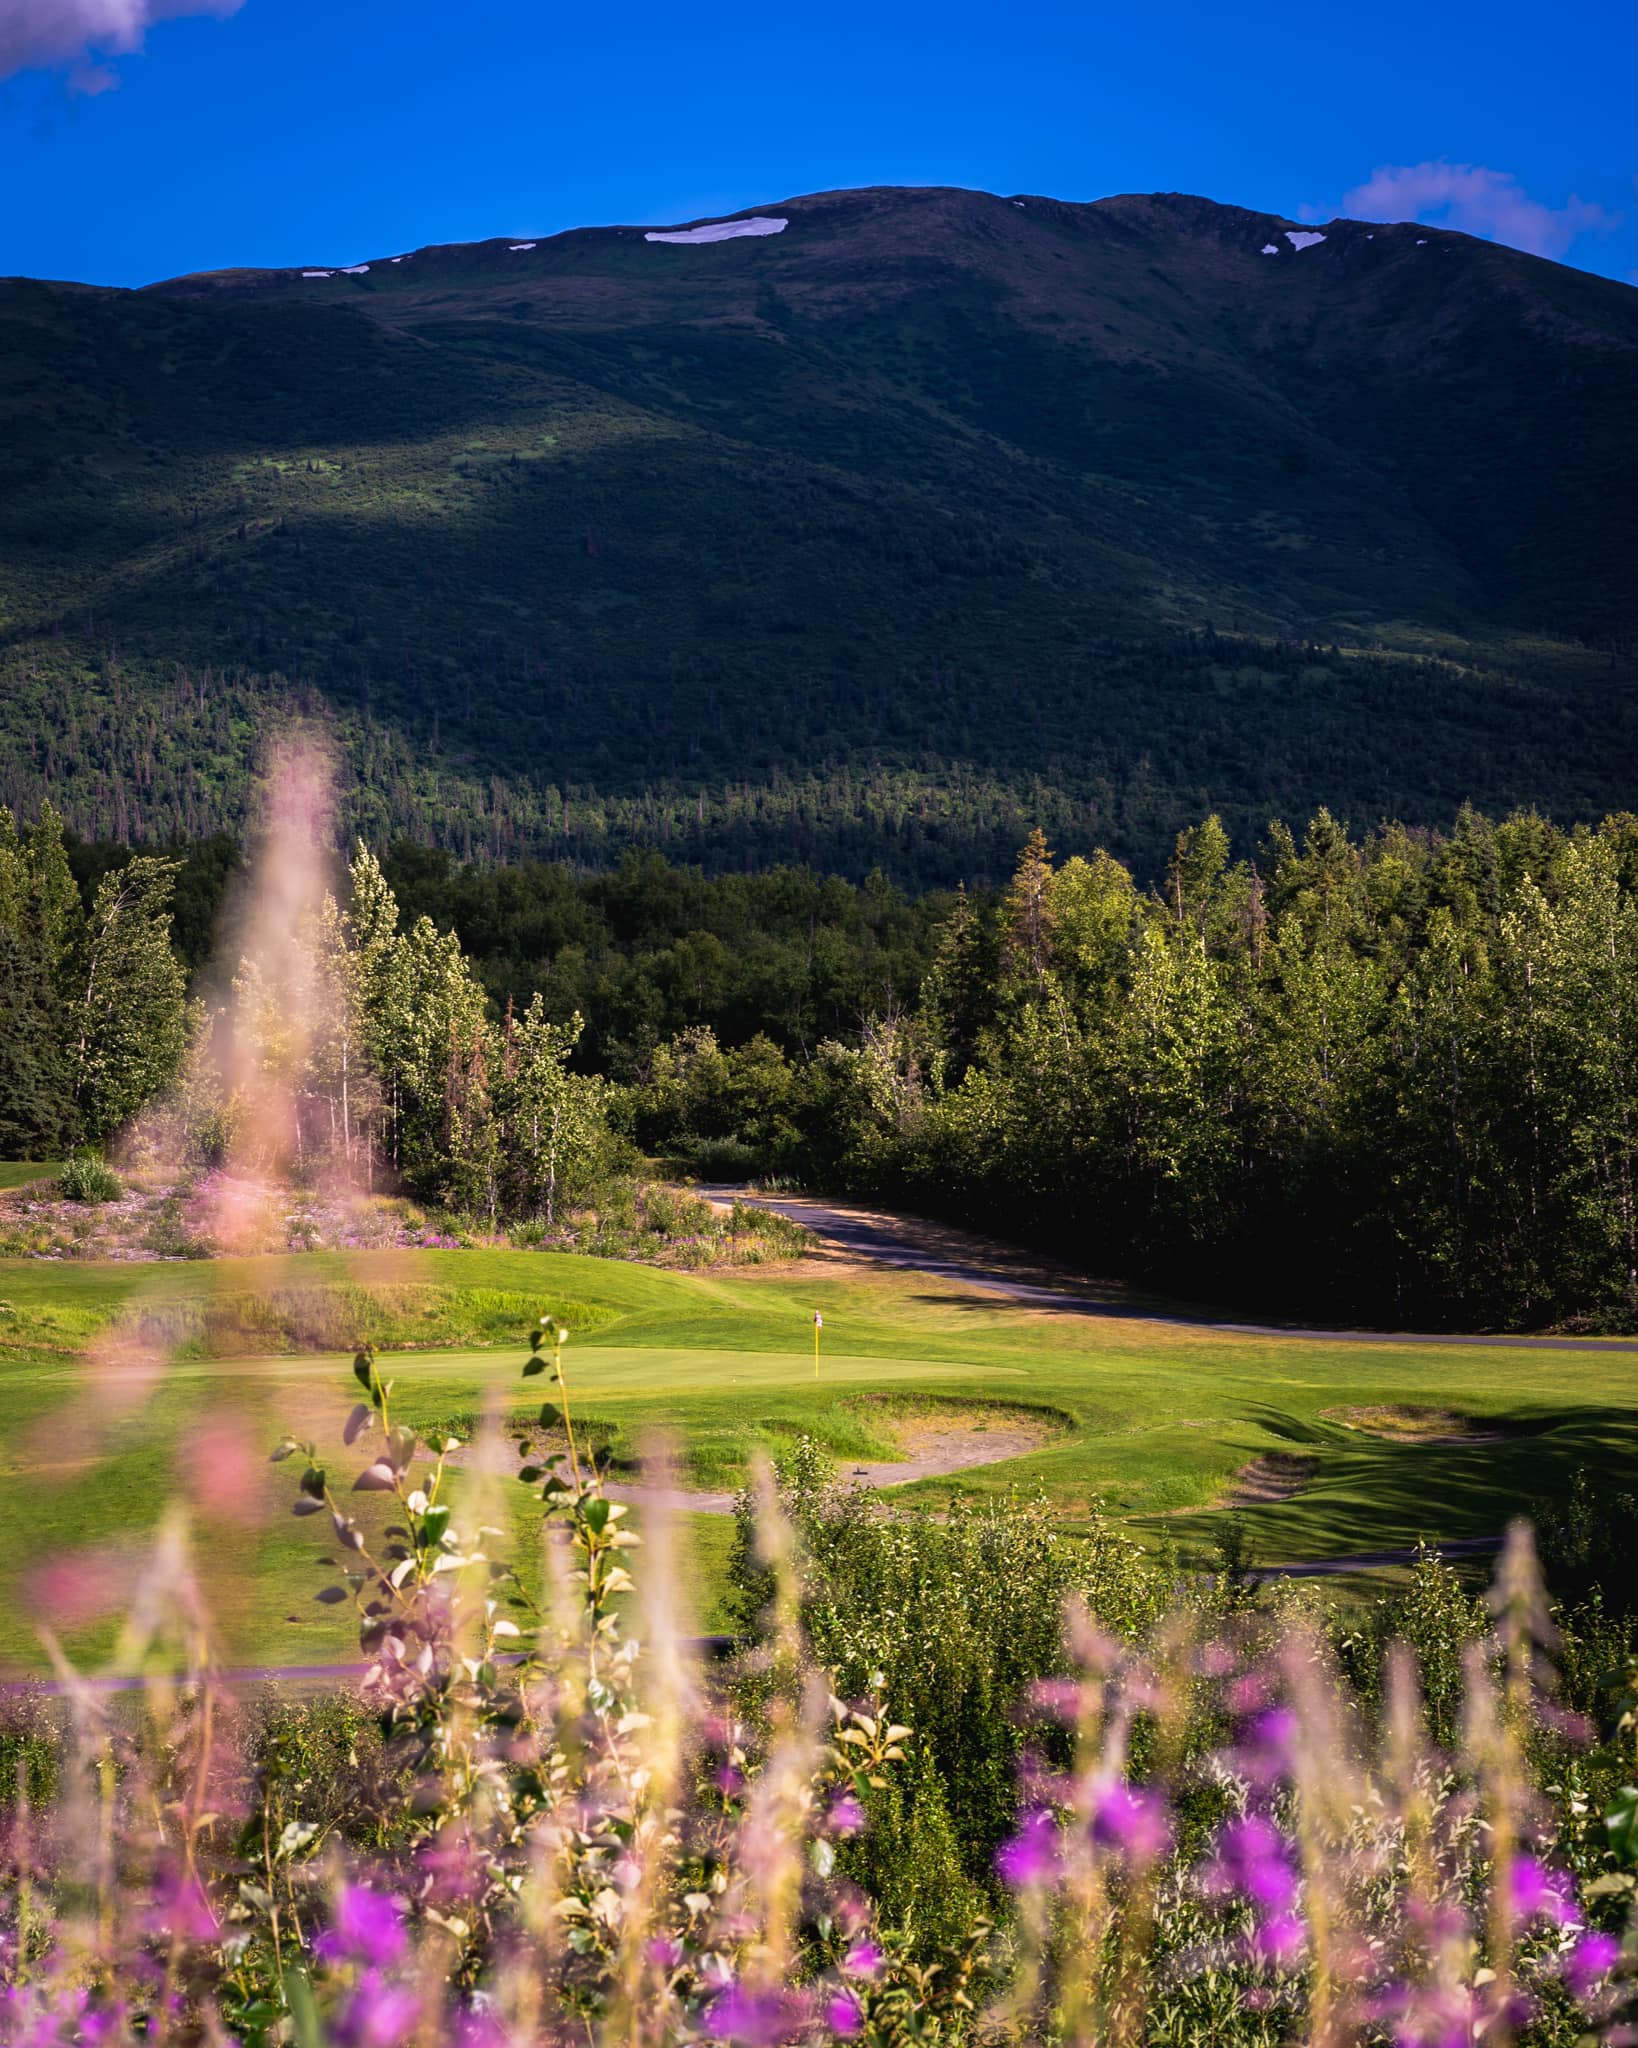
[1,185,1634,878]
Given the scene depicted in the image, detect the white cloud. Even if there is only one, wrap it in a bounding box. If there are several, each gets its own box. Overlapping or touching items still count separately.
[0,0,243,92]
[1342,161,1619,260]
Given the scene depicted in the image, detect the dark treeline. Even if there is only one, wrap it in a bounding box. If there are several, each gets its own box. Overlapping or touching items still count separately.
[46,834,954,1072]
[377,843,954,1071]
[5,629,1633,890]
[625,808,1638,1333]
[17,804,1638,1332]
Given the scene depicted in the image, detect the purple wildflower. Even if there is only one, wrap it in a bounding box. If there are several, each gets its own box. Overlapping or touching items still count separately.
[78,2007,131,2048]
[704,1983,797,2044]
[826,1990,865,2037]
[317,1884,408,1966]
[1030,1677,1083,1722]
[1509,1856,1575,1927]
[333,1971,420,2048]
[145,1862,218,1941]
[647,1935,685,1970]
[451,2011,510,2048]
[1237,1708,1298,1791]
[418,1828,483,1904]
[1248,1911,1306,1965]
[842,1941,883,1979]
[1211,1814,1299,1914]
[1089,1782,1172,1865]
[996,1807,1061,1888]
[1565,1929,1622,1998]
[827,1791,866,1836]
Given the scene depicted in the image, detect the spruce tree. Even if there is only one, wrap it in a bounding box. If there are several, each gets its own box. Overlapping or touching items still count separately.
[73,857,188,1143]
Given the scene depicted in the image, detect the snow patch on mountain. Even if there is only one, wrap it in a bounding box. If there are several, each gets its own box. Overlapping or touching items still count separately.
[644,216,788,245]
[1284,231,1326,251]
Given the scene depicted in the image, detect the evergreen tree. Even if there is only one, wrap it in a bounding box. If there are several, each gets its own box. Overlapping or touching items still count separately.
[1000,829,1055,993]
[73,856,188,1144]
[0,916,74,1156]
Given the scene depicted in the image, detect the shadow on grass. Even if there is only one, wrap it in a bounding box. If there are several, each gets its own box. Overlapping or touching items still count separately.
[1146,1406,1638,1569]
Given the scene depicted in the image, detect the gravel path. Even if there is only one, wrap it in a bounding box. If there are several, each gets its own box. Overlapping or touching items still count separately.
[702,1189,1638,1353]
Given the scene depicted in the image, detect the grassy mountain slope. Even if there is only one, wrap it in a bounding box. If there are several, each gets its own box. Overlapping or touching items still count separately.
[1,185,1634,880]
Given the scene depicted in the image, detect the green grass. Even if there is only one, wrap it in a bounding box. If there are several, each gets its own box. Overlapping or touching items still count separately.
[0,1164,59,1191]
[1,1244,1634,1670]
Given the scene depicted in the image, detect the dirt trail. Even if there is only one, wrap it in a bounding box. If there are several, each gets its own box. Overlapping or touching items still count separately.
[700,1188,1638,1353]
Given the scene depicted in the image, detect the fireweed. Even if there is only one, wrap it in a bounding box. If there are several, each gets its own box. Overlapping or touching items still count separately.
[0,1324,1630,2044]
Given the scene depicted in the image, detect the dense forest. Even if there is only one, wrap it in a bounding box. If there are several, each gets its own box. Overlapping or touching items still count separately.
[9,634,1629,889]
[8,801,1638,1330]
[781,809,1638,1329]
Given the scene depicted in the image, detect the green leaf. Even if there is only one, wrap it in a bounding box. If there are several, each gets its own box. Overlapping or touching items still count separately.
[353,1350,375,1392]
[299,1465,326,1500]
[522,1357,546,1378]
[1607,1785,1638,1866]
[281,1965,325,2048]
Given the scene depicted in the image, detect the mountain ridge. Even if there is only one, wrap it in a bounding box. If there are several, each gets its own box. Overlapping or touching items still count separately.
[1,184,1633,882]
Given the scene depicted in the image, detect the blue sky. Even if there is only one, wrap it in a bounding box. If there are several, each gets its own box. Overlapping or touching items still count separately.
[2,0,1634,289]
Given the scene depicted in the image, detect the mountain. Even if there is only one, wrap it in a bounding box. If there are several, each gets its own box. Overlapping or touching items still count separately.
[2,184,1635,881]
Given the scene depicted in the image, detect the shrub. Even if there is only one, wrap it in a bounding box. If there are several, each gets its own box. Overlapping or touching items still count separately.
[689,1135,765,1181]
[56,1152,122,1203]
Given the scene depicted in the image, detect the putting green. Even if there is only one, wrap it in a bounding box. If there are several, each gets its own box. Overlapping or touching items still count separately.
[1,1243,1636,1671]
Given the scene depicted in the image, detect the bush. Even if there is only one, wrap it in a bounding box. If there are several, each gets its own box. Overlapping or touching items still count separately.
[56,1153,122,1203]
[688,1136,765,1181]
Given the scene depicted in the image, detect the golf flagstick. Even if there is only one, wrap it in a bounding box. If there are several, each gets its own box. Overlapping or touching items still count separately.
[813,1308,822,1379]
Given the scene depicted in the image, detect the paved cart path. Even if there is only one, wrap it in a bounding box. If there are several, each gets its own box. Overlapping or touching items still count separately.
[704,1188,1638,1353]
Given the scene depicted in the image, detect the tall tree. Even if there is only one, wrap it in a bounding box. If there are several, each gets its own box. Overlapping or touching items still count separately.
[74,856,188,1144]
[500,1001,608,1227]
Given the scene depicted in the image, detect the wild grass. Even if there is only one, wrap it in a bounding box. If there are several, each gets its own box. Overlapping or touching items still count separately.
[0,1162,60,1191]
[0,1326,1630,2045]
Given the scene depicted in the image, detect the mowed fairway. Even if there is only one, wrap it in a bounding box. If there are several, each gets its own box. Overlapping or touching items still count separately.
[1,1243,1635,1671]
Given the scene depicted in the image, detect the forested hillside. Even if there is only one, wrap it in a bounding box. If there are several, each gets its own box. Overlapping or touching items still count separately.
[2,185,1636,882]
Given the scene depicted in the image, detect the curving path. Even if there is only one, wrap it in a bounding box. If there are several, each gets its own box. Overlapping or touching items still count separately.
[705,1188,1638,1353]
